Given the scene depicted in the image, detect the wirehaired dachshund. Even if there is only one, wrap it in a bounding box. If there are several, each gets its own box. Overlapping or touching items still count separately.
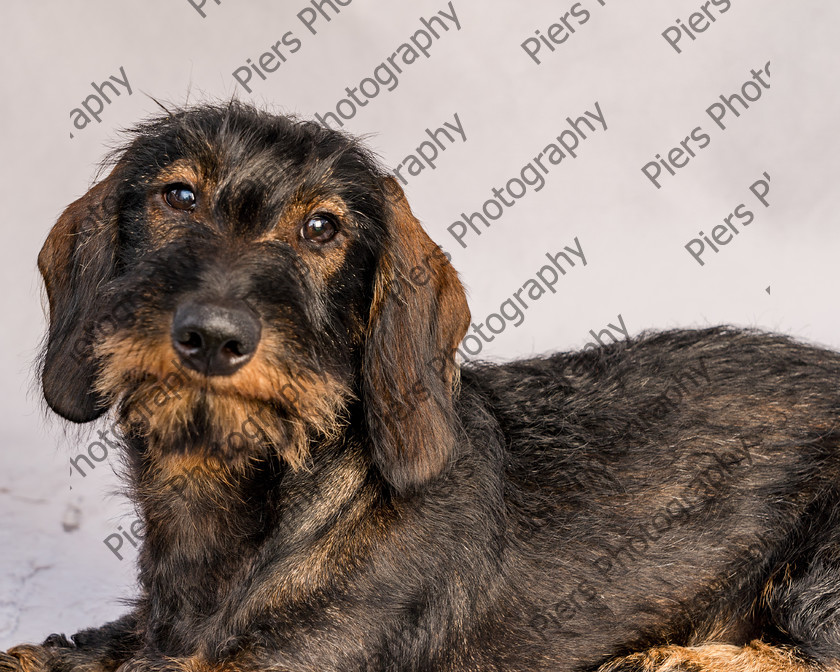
[4,102,840,671]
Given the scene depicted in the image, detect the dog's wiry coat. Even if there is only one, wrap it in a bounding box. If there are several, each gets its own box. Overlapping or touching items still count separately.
[4,103,840,672]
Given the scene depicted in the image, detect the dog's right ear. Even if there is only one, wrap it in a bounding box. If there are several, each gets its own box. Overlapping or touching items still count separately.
[39,167,124,422]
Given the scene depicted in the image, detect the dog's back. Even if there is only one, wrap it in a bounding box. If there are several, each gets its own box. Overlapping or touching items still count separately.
[448,326,840,667]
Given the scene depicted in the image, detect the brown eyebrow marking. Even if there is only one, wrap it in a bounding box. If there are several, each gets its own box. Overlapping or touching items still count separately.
[263,194,350,236]
[154,160,202,187]
[257,194,352,281]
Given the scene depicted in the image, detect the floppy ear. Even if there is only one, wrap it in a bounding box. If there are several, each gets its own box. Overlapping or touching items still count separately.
[38,168,123,422]
[364,178,470,492]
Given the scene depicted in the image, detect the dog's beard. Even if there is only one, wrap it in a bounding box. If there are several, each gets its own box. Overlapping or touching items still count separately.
[94,331,352,471]
[116,379,289,460]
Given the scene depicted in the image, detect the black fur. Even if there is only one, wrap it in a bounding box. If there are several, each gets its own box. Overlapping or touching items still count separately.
[5,102,840,672]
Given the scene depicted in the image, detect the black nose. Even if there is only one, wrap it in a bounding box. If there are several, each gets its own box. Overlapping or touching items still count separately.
[171,301,262,376]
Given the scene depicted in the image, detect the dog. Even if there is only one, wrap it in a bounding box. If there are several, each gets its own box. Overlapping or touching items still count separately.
[3,102,840,672]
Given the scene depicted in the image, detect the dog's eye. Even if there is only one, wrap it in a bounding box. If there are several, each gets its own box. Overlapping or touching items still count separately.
[164,185,196,211]
[302,214,337,243]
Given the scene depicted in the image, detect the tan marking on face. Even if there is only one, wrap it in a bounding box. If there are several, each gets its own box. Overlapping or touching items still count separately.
[143,205,182,247]
[93,323,351,470]
[257,194,351,282]
[155,160,202,187]
[151,451,229,483]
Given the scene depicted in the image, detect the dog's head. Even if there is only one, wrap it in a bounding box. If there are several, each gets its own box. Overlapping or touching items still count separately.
[38,103,470,492]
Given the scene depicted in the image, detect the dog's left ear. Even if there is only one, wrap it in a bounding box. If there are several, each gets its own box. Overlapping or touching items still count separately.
[364,177,470,493]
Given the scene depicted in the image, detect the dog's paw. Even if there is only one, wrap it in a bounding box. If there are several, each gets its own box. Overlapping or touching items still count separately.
[600,655,702,672]
[0,652,22,672]
[2,645,55,672]
[599,641,811,672]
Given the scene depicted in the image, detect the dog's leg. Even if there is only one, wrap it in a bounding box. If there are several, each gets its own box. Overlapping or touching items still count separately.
[1,614,141,672]
[598,640,821,672]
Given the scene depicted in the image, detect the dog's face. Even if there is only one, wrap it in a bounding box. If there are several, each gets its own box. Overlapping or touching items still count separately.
[38,103,470,491]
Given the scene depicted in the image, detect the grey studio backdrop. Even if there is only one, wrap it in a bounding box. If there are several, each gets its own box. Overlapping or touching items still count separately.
[1,0,839,646]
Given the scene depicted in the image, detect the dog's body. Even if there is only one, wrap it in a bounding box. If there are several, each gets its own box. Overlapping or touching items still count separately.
[4,103,840,671]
